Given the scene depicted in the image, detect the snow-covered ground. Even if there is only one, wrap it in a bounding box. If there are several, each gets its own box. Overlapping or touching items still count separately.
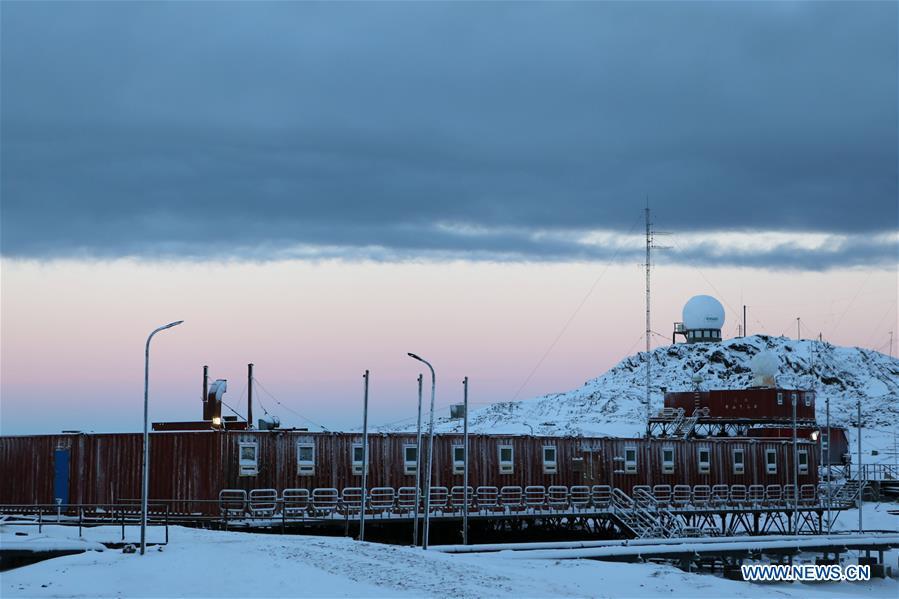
[3,502,897,599]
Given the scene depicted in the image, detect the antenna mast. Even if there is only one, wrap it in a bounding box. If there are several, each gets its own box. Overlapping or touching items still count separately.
[643,202,669,437]
[644,204,652,437]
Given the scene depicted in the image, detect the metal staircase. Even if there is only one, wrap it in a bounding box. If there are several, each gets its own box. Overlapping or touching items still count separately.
[832,479,864,507]
[610,488,689,539]
[674,411,701,438]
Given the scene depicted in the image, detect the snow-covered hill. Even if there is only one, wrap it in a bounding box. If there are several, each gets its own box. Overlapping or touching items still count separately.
[393,335,899,438]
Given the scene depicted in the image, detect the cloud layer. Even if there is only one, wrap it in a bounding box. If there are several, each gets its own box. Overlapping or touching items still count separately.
[2,2,896,268]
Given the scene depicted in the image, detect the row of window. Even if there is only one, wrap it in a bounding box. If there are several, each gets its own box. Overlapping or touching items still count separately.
[238,442,557,477]
[776,392,814,407]
[687,329,721,340]
[623,446,808,476]
[239,442,808,478]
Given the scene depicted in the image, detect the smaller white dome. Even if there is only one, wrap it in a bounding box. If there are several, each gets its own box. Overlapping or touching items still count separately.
[682,295,725,330]
[750,351,779,387]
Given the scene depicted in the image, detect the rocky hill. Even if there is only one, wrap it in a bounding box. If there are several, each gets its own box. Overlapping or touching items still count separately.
[404,335,898,438]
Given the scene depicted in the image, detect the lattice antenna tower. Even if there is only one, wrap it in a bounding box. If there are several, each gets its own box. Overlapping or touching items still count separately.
[644,202,670,437]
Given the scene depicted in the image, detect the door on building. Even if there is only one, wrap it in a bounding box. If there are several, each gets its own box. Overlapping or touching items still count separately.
[54,449,70,505]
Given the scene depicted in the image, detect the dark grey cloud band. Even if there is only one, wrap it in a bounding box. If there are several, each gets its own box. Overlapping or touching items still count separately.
[2,2,896,269]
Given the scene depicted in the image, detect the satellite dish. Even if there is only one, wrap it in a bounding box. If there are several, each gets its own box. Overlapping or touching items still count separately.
[691,373,703,390]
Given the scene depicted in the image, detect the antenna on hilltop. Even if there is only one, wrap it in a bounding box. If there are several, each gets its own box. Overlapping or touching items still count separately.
[644,201,670,437]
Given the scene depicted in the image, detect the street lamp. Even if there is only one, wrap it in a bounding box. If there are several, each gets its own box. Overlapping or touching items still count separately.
[140,320,184,556]
[412,373,423,547]
[407,352,435,549]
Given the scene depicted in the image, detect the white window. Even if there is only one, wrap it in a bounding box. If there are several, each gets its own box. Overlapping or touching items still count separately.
[453,445,466,475]
[239,441,258,476]
[403,445,418,476]
[352,443,368,475]
[766,449,777,474]
[733,448,745,475]
[498,445,514,474]
[624,447,637,474]
[661,447,675,474]
[698,448,711,474]
[804,393,812,407]
[776,392,784,406]
[798,449,808,475]
[297,442,315,476]
[543,446,558,474]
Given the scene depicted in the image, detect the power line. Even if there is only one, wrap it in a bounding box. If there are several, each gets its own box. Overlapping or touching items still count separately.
[508,212,644,402]
[829,271,873,339]
[221,400,245,421]
[252,377,330,432]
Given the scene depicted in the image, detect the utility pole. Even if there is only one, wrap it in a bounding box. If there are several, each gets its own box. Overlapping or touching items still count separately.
[743,305,747,338]
[796,317,801,341]
[857,395,863,534]
[816,334,831,531]
[791,392,798,535]
[890,331,894,359]
[826,386,831,531]
[359,370,370,541]
[462,376,469,546]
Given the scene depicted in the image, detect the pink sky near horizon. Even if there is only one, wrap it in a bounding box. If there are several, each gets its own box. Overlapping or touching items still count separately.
[1,258,896,435]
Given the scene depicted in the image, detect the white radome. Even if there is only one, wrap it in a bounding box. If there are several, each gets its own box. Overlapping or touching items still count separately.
[749,351,779,387]
[682,295,725,330]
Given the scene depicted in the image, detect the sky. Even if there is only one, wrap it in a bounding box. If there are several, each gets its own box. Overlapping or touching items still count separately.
[1,1,897,434]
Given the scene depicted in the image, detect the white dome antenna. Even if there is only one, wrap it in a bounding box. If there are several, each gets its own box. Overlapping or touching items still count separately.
[675,295,725,343]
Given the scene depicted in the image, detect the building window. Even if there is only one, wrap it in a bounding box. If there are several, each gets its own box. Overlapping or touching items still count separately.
[777,392,783,406]
[403,445,418,475]
[543,446,557,474]
[661,447,675,474]
[733,448,745,475]
[453,445,465,475]
[297,442,315,476]
[698,447,711,474]
[239,442,258,476]
[352,443,368,476]
[766,449,777,474]
[798,449,808,475]
[804,393,812,407]
[624,447,637,474]
[498,445,513,474]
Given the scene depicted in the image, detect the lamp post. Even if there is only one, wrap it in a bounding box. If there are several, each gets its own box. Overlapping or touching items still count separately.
[412,374,423,546]
[408,353,435,549]
[141,320,184,556]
